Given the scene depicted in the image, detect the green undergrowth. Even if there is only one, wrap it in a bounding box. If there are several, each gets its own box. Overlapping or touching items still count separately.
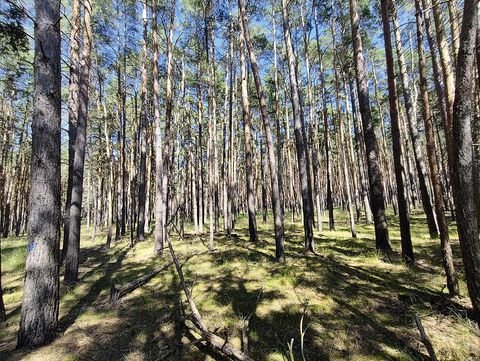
[1,209,479,360]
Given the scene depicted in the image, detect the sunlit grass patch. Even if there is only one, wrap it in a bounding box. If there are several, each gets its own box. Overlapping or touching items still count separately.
[1,208,479,360]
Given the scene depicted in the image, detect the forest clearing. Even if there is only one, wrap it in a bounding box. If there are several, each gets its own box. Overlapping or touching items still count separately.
[1,0,480,359]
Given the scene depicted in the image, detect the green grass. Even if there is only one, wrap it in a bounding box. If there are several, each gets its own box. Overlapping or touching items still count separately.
[1,209,479,360]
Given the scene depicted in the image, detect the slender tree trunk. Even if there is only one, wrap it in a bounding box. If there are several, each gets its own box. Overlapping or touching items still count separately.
[332,21,356,237]
[63,0,81,261]
[65,0,92,285]
[349,0,391,251]
[239,0,285,260]
[381,0,414,263]
[281,0,315,252]
[153,0,164,254]
[430,0,456,172]
[226,19,235,237]
[17,0,61,346]
[391,2,438,238]
[272,8,285,217]
[100,88,114,248]
[452,0,480,318]
[239,21,258,243]
[415,0,459,295]
[137,3,148,241]
[0,236,5,321]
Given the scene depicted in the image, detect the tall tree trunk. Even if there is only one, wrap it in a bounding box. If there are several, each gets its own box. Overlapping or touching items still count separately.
[281,0,315,252]
[332,21,356,238]
[161,0,176,249]
[415,0,459,295]
[17,0,61,346]
[226,18,235,237]
[239,0,285,260]
[63,0,81,261]
[137,3,148,241]
[153,0,164,254]
[452,0,480,319]
[65,0,92,285]
[391,2,438,238]
[431,0,456,172]
[239,21,258,243]
[349,0,391,251]
[380,0,414,263]
[272,7,285,218]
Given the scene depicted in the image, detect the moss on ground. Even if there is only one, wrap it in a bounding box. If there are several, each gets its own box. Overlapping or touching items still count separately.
[0,209,479,360]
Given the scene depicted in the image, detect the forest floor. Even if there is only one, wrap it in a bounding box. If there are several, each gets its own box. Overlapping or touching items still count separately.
[1,210,480,361]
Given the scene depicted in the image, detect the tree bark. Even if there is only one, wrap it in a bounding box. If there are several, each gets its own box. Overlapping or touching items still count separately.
[239,0,285,260]
[17,0,61,347]
[137,3,148,241]
[452,0,480,318]
[349,0,391,251]
[380,0,414,263]
[391,2,438,239]
[239,20,258,243]
[65,0,92,285]
[153,0,164,254]
[415,0,459,295]
[63,0,81,261]
[281,0,315,252]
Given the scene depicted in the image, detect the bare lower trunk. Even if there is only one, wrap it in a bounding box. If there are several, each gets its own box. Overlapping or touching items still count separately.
[17,0,61,347]
[239,23,258,243]
[349,0,390,251]
[65,0,92,285]
[415,0,459,295]
[452,0,480,318]
[380,0,413,263]
[282,0,315,252]
[239,0,284,260]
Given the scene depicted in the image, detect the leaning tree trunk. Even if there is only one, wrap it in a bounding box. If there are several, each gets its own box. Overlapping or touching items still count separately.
[349,0,391,251]
[452,0,480,319]
[281,0,315,253]
[65,0,92,285]
[380,0,413,263]
[415,0,459,296]
[239,0,285,261]
[430,0,456,175]
[391,2,438,239]
[17,0,61,347]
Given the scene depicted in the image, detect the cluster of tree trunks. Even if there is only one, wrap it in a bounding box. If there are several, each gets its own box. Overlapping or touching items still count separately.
[3,0,480,351]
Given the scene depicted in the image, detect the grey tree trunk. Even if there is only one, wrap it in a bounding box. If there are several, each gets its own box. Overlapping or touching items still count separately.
[380,0,413,263]
[391,2,438,239]
[63,0,81,261]
[17,0,61,347]
[349,0,391,251]
[137,3,148,241]
[281,0,315,252]
[452,0,480,319]
[239,21,258,243]
[153,0,164,254]
[239,0,285,261]
[65,0,92,285]
[415,0,459,296]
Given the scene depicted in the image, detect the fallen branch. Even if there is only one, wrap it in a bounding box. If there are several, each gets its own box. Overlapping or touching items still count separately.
[414,314,438,361]
[109,261,174,303]
[109,251,205,304]
[167,239,254,361]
